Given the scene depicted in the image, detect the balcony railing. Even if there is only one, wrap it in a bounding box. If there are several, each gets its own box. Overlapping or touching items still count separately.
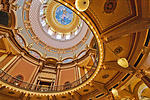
[0,46,99,92]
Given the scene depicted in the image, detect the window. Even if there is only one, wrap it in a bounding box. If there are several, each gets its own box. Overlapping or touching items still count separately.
[65,34,70,40]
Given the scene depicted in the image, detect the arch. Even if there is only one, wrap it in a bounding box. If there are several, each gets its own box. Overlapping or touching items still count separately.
[77,50,87,59]
[62,58,73,63]
[15,34,26,47]
[28,49,41,59]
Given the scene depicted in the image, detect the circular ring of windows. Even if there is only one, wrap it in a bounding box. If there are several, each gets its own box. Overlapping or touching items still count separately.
[39,1,83,41]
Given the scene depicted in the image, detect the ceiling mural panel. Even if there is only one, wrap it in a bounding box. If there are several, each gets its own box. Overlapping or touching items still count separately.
[89,0,137,32]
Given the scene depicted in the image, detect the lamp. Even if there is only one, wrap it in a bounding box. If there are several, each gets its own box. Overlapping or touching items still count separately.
[75,0,90,12]
[111,88,119,97]
[117,58,129,68]
[102,38,129,68]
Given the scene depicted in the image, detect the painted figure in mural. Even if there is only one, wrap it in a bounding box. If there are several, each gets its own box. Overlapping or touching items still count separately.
[55,5,73,25]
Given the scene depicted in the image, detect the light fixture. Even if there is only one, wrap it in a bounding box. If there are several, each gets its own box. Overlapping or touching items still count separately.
[75,0,90,12]
[102,38,129,68]
[111,88,119,97]
[117,58,129,68]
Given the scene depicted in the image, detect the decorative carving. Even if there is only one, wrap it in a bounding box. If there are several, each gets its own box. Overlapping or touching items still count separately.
[27,43,33,49]
[102,74,109,79]
[61,96,66,98]
[15,34,25,47]
[64,81,71,90]
[29,50,41,59]
[114,46,123,54]
[10,4,21,11]
[104,0,117,13]
[8,91,15,94]
[83,89,89,92]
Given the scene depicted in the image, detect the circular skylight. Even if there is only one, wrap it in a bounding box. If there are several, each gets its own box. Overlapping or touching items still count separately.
[22,0,92,59]
[39,3,83,41]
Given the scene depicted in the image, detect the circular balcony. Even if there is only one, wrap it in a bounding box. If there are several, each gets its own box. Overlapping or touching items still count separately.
[0,43,103,95]
[0,0,103,96]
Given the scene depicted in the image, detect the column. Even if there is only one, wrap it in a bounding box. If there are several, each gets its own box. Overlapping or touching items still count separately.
[84,67,88,78]
[29,65,40,84]
[55,66,60,91]
[77,66,82,83]
[50,80,54,90]
[90,53,97,67]
[90,53,95,63]
[75,63,79,80]
[36,80,40,90]
[55,64,61,86]
[30,65,40,90]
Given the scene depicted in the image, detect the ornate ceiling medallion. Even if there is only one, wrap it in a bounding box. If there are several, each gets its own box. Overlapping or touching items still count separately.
[104,0,117,13]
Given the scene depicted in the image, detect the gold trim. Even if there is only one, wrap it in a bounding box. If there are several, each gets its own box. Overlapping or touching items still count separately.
[46,1,79,33]
[0,0,104,96]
